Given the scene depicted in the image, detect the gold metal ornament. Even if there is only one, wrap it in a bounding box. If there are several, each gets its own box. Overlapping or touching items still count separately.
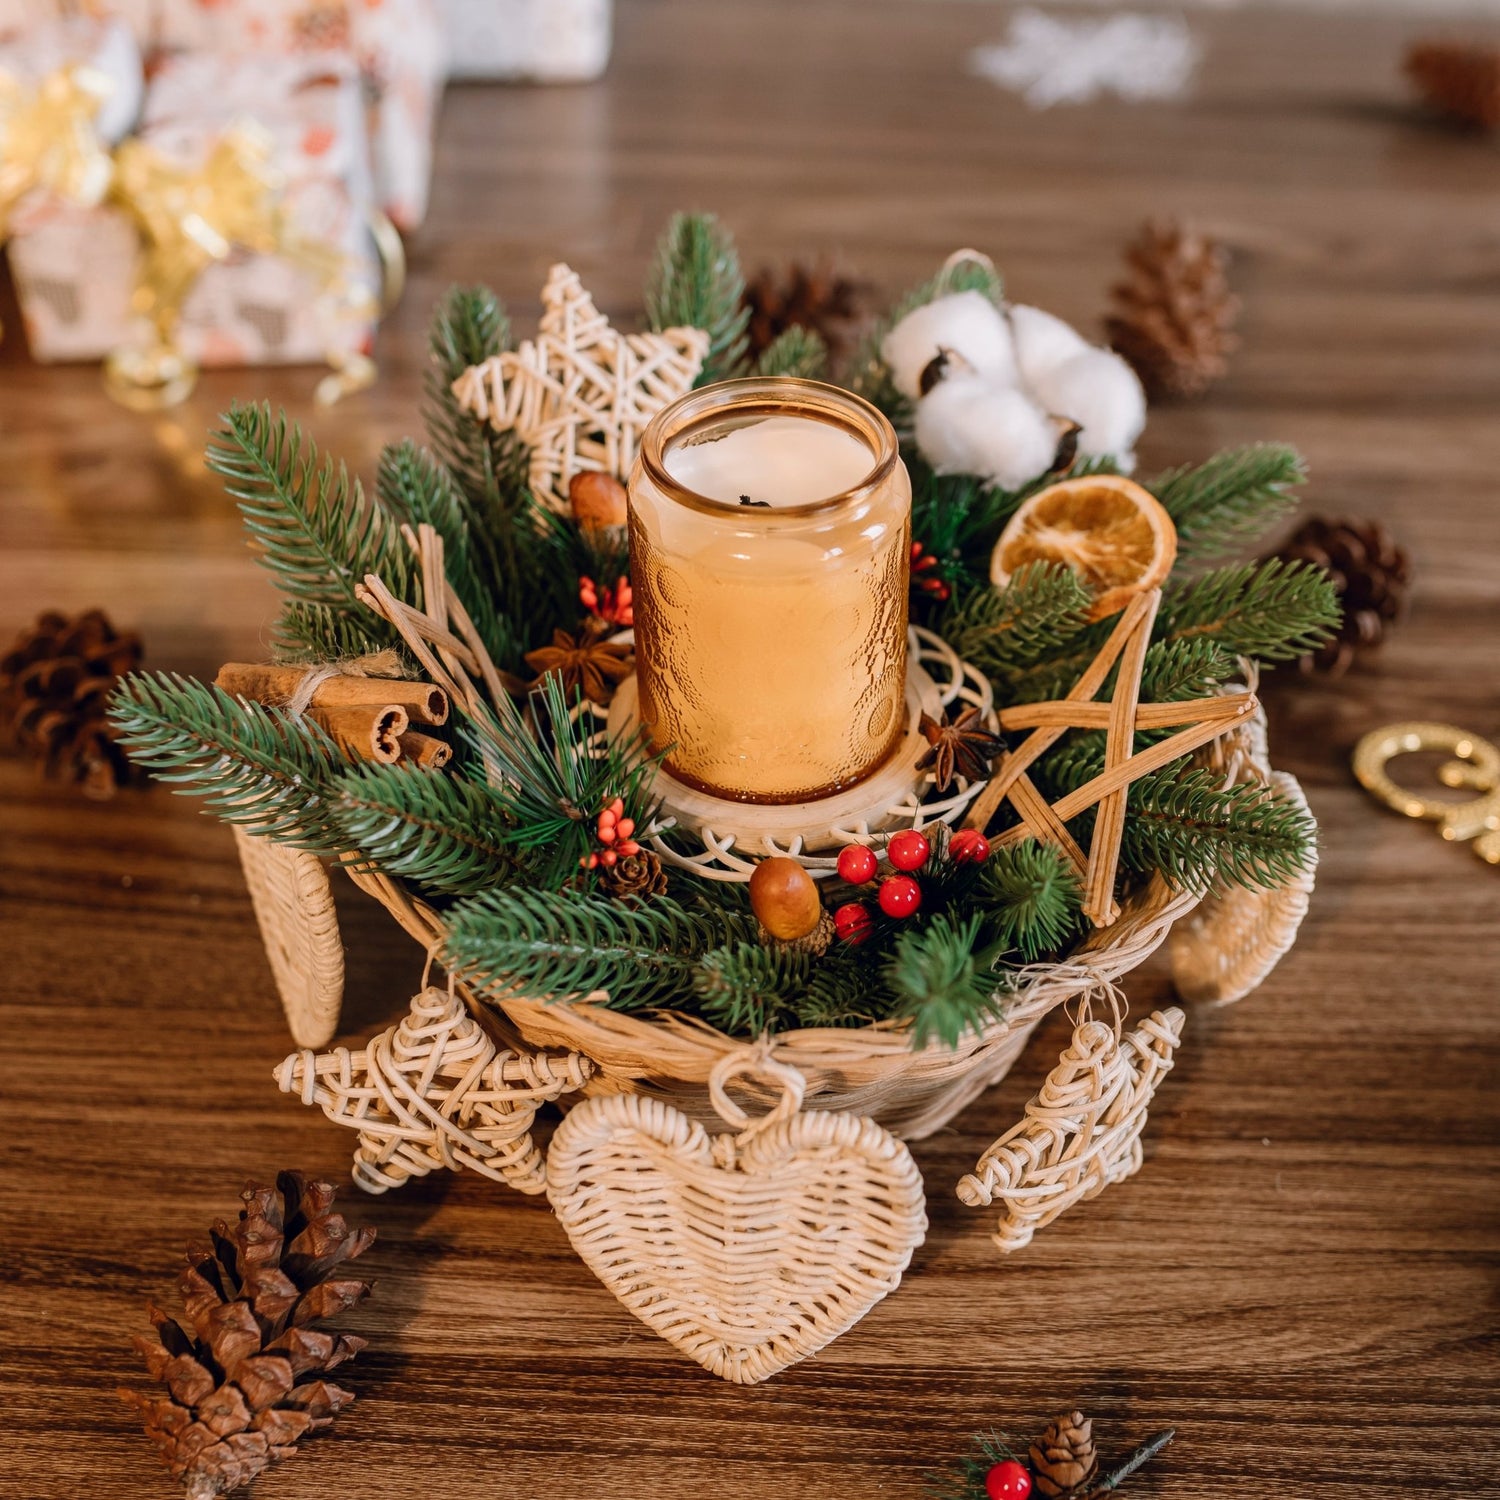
[1352,721,1500,865]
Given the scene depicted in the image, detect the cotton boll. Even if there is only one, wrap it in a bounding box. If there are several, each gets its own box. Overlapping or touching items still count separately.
[1024,347,1146,469]
[881,291,1019,401]
[1008,303,1092,387]
[915,373,1061,492]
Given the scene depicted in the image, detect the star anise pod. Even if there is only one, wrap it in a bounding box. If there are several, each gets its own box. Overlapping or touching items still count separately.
[917,704,1005,792]
[524,626,633,707]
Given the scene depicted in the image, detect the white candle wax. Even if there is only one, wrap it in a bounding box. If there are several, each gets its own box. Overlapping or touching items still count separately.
[663,414,873,507]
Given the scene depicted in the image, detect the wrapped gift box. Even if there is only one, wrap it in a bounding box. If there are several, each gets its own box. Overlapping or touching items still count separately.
[439,0,612,83]
[8,49,382,365]
[0,13,144,142]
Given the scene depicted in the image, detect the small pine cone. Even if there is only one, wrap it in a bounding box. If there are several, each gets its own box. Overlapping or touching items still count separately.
[1271,516,1412,676]
[1030,1411,1099,1498]
[0,608,142,798]
[1406,42,1500,131]
[1105,220,1240,401]
[599,849,669,900]
[119,1172,374,1500]
[742,259,872,365]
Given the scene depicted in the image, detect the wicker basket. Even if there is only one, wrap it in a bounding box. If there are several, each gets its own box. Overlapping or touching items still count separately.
[244,669,1313,1379]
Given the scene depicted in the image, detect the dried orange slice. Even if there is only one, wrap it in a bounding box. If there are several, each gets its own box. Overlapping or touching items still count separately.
[989,475,1177,620]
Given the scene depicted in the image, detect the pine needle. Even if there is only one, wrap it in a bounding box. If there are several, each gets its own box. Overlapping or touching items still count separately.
[1153,443,1306,567]
[645,212,750,385]
[883,913,1005,1049]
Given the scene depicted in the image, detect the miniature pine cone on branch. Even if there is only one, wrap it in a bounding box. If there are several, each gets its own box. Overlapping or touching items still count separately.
[1406,41,1500,131]
[119,1172,374,1500]
[1030,1410,1099,1497]
[1105,220,1240,401]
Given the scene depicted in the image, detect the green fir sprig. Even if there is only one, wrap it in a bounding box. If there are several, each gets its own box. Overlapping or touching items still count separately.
[1156,443,1306,568]
[883,913,1005,1049]
[645,212,750,386]
[108,673,344,851]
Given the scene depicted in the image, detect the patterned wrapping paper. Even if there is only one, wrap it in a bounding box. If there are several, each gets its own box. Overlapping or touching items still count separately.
[7,48,382,365]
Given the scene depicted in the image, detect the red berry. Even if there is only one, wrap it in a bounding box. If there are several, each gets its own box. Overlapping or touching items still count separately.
[833,902,875,945]
[950,828,991,864]
[837,844,879,885]
[984,1460,1032,1500]
[877,875,922,918]
[887,829,931,872]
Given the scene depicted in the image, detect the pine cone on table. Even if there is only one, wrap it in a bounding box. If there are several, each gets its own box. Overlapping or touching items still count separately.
[119,1172,374,1500]
[1105,220,1240,401]
[1029,1410,1099,1498]
[1406,42,1500,131]
[1271,516,1412,676]
[743,259,872,365]
[0,608,142,798]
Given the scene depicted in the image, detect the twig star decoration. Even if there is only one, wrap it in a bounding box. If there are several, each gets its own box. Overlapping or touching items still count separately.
[450,263,709,512]
[964,588,1257,925]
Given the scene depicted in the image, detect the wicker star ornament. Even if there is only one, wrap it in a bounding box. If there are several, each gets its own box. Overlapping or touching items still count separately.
[450,263,709,512]
[964,588,1257,925]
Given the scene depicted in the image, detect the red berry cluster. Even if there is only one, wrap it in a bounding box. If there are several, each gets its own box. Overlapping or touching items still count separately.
[832,825,990,943]
[580,573,634,627]
[910,540,950,603]
[579,796,640,871]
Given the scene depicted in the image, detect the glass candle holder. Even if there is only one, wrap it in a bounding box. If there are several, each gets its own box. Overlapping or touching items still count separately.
[627,377,911,804]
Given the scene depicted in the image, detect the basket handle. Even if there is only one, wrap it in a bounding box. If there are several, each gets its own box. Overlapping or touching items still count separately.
[956,1006,1184,1253]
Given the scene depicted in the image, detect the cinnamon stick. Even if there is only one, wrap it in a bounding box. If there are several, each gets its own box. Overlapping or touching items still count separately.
[309,703,408,763]
[215,662,449,726]
[398,731,453,769]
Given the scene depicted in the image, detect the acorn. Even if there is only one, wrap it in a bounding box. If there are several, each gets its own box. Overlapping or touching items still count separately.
[569,470,630,530]
[749,856,823,941]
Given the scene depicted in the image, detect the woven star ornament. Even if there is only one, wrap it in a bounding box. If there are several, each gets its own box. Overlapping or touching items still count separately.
[450,263,709,512]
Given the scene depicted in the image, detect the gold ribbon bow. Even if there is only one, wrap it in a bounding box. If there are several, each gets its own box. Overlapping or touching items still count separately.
[111,121,287,340]
[0,60,116,237]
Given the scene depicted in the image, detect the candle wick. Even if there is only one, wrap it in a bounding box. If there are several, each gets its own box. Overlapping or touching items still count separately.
[738,494,771,507]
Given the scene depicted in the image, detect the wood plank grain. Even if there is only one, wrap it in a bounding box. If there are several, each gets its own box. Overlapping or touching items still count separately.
[1,3,1498,1497]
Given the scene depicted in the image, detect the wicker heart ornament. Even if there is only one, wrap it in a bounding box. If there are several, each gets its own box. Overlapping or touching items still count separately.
[546,1051,928,1383]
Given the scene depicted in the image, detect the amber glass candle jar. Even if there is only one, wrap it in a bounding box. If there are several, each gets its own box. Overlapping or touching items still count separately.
[627,378,911,805]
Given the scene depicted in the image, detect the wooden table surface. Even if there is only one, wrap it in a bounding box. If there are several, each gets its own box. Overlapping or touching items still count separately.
[3,3,1498,1496]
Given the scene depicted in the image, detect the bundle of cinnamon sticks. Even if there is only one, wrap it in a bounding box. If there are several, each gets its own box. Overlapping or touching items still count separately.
[216,663,453,768]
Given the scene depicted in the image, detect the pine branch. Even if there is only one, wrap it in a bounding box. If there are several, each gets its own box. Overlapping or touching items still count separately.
[1138,636,1239,703]
[1160,558,1342,662]
[1153,443,1306,567]
[693,942,809,1035]
[1038,745,1316,893]
[645,212,749,385]
[946,563,1095,676]
[423,286,568,656]
[443,887,757,1011]
[754,325,829,380]
[331,763,533,896]
[208,403,409,628]
[271,601,399,665]
[108,673,344,851]
[464,673,661,882]
[375,439,520,670]
[1122,767,1316,892]
[973,843,1084,962]
[883,913,1005,1049]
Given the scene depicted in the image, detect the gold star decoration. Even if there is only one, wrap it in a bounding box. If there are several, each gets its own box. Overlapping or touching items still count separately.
[963,588,1257,926]
[449,263,710,513]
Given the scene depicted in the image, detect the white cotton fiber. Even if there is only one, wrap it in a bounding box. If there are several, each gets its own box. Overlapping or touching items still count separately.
[1007,303,1092,387]
[1023,346,1146,469]
[880,291,1019,401]
[914,373,1060,492]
